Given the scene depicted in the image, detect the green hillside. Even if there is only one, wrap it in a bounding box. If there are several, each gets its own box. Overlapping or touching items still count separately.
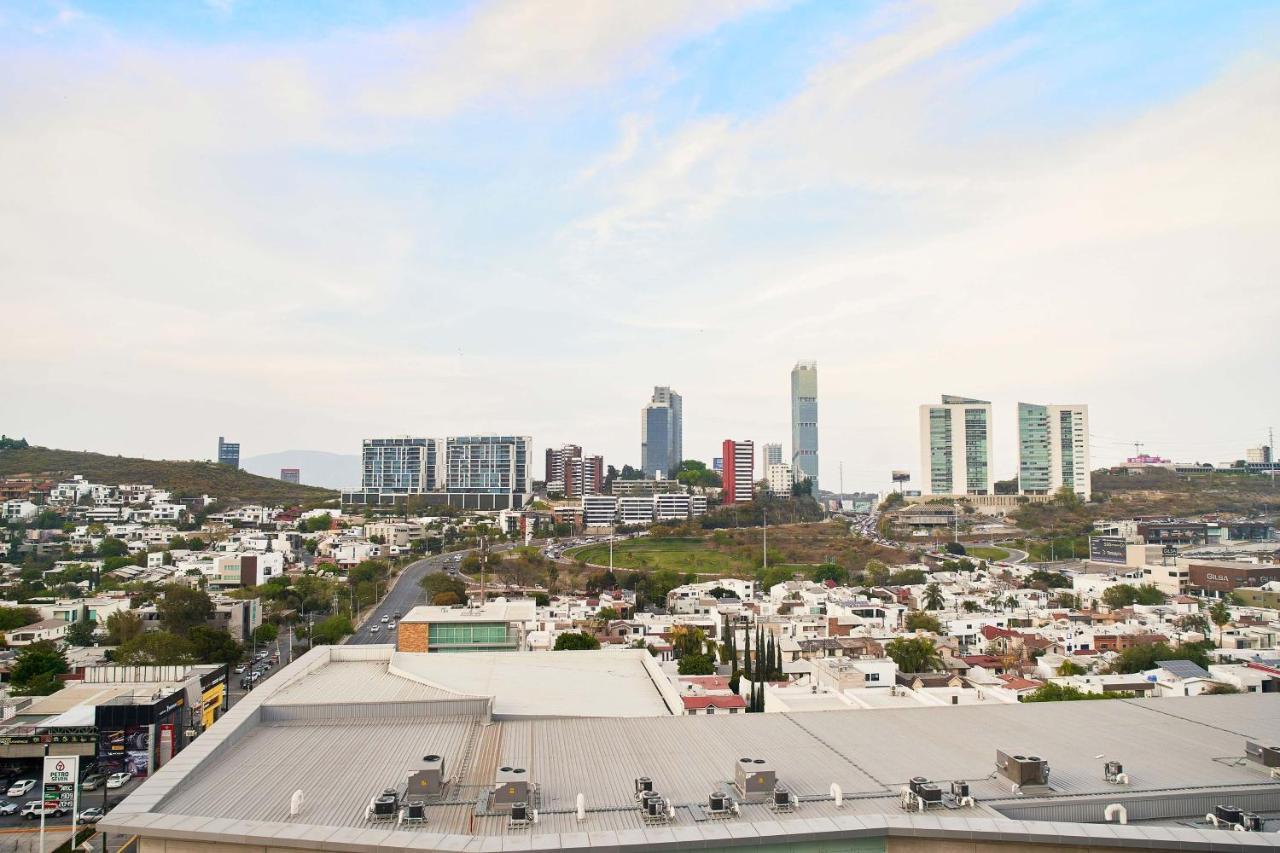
[0,446,335,507]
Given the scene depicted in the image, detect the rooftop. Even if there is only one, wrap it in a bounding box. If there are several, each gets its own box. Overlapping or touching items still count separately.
[401,600,536,624]
[100,644,1280,850]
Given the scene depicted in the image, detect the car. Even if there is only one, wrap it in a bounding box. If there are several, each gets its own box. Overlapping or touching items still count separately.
[0,802,16,816]
[393,611,401,619]
[21,801,65,820]
[369,626,379,634]
[234,664,246,674]
[391,621,398,630]
[106,772,131,789]
[80,773,106,791]
[249,671,261,682]
[78,807,106,823]
[380,615,389,623]
[6,780,34,797]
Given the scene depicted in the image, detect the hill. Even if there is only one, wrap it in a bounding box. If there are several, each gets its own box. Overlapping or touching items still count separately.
[241,449,359,489]
[1011,468,1279,539]
[0,446,336,506]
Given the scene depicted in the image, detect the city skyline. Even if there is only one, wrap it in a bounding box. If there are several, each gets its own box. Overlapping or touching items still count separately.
[4,1,1278,490]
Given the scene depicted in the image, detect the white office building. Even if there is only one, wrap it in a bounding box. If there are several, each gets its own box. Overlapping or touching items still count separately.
[766,463,793,496]
[918,395,992,496]
[761,442,783,469]
[581,495,618,527]
[619,496,656,524]
[1018,403,1091,500]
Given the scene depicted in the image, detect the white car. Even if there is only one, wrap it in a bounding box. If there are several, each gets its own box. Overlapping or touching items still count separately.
[6,780,34,797]
[380,615,389,623]
[0,802,16,816]
[106,772,131,789]
[20,801,65,820]
[79,807,106,823]
[369,625,379,634]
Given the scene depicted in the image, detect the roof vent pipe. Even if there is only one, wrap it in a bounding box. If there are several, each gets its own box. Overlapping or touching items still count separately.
[576,793,585,822]
[830,783,842,807]
[290,790,304,817]
[1104,803,1127,825]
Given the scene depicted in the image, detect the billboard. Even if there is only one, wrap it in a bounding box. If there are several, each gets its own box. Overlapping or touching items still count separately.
[891,470,911,483]
[1089,536,1128,564]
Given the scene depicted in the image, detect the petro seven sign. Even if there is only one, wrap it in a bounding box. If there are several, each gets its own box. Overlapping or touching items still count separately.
[42,755,78,810]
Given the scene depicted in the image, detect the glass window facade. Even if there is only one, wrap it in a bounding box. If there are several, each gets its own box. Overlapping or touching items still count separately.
[1018,403,1051,494]
[790,362,819,489]
[963,408,988,494]
[928,408,952,493]
[445,436,530,495]
[362,437,435,494]
[428,622,516,651]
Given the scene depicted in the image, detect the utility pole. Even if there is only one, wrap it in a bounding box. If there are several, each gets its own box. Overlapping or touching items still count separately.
[480,536,488,605]
[762,508,768,570]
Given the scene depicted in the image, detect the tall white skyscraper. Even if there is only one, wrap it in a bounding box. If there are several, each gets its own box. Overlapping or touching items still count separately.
[1018,403,1091,500]
[790,362,818,490]
[918,395,992,495]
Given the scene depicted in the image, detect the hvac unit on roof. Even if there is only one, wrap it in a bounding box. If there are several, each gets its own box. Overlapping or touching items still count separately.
[995,751,1050,786]
[1244,741,1280,768]
[366,788,399,822]
[734,757,776,797]
[1206,804,1263,831]
[407,754,446,798]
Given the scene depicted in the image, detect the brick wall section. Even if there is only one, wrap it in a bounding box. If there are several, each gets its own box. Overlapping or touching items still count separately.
[397,622,429,653]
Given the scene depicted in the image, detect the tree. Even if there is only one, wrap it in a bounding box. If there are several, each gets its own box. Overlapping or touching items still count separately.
[943,542,966,556]
[115,632,195,665]
[64,620,97,647]
[310,615,354,645]
[98,537,129,558]
[1056,660,1086,676]
[811,564,847,585]
[431,592,461,606]
[252,623,279,644]
[885,636,942,673]
[670,625,707,659]
[888,568,926,586]
[156,585,214,636]
[1109,641,1211,674]
[677,654,715,675]
[421,573,468,604]
[188,627,243,666]
[674,460,722,488]
[1204,682,1240,695]
[105,610,144,645]
[1022,683,1129,702]
[0,606,40,631]
[1208,599,1231,646]
[554,632,600,651]
[922,583,945,611]
[11,641,70,694]
[1100,584,1165,609]
[904,611,942,633]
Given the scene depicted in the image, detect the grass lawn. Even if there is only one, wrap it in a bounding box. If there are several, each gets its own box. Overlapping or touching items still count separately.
[569,537,757,574]
[965,545,1010,561]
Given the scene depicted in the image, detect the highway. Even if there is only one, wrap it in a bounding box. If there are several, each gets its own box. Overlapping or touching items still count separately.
[345,551,460,645]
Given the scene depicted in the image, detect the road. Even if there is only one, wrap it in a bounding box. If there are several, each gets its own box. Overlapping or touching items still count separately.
[345,551,460,645]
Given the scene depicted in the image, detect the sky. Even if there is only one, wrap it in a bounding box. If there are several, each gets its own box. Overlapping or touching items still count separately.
[3,0,1278,491]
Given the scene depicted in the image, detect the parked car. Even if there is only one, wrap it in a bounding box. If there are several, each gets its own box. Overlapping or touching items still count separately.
[79,807,106,823]
[21,801,66,820]
[80,773,106,791]
[106,772,131,789]
[6,780,34,797]
[393,611,401,619]
[0,802,16,816]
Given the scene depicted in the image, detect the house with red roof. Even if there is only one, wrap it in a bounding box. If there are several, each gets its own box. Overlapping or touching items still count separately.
[680,694,746,715]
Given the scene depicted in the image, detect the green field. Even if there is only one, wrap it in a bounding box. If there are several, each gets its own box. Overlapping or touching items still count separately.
[964,545,1010,561]
[569,537,757,574]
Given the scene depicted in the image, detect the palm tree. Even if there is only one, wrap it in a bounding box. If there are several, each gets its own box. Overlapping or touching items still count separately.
[923,583,945,611]
[1208,599,1231,647]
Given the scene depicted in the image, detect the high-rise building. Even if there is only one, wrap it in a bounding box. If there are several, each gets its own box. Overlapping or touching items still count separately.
[446,435,531,501]
[721,439,755,503]
[566,454,604,497]
[712,457,723,473]
[766,463,793,495]
[544,444,581,493]
[790,362,818,490]
[641,386,682,479]
[762,442,783,470]
[1246,445,1273,465]
[362,437,438,494]
[1018,403,1091,500]
[918,395,992,495]
[217,437,240,468]
[280,468,301,484]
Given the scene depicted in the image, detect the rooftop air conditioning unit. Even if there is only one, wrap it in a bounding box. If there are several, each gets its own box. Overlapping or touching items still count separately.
[407,754,446,798]
[1244,741,1280,768]
[735,758,776,796]
[996,751,1049,786]
[492,767,529,805]
[908,777,942,804]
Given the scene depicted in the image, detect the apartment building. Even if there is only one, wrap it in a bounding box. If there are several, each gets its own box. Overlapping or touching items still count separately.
[361,437,439,495]
[217,437,240,468]
[766,463,793,495]
[762,442,783,469]
[1018,402,1090,500]
[721,439,754,503]
[919,394,992,495]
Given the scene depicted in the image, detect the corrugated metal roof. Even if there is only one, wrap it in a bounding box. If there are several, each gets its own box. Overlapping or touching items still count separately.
[264,661,467,705]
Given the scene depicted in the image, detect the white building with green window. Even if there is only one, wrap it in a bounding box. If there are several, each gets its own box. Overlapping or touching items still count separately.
[918,395,992,496]
[397,601,534,653]
[1018,402,1091,500]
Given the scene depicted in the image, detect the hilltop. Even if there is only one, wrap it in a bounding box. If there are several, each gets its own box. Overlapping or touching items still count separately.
[0,446,336,507]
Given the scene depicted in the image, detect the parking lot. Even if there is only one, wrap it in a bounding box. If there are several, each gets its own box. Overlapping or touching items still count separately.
[0,765,145,831]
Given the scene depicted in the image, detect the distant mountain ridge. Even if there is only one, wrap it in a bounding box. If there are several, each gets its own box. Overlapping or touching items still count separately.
[0,446,335,506]
[241,450,360,490]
